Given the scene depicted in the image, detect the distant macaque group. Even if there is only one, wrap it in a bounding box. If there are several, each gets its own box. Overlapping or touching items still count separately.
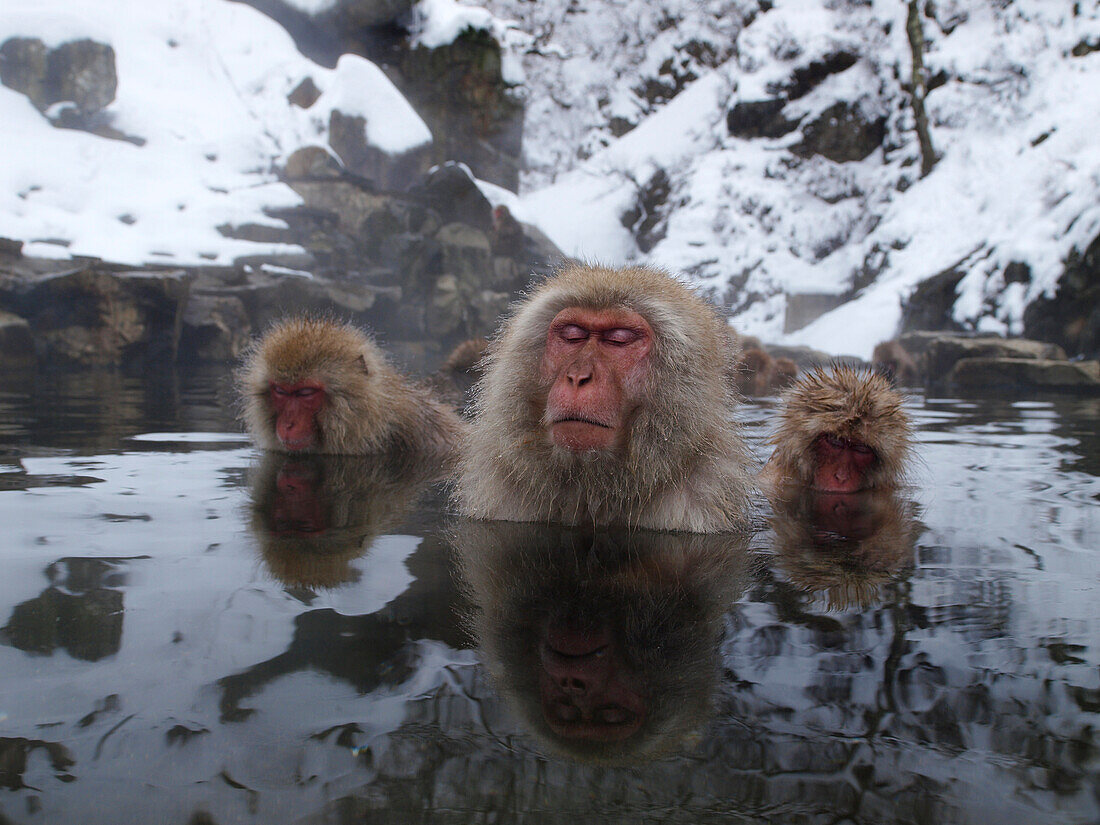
[239,265,916,532]
[733,345,799,396]
[871,339,921,386]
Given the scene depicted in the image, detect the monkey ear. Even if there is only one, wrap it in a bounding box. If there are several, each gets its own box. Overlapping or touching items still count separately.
[357,354,370,376]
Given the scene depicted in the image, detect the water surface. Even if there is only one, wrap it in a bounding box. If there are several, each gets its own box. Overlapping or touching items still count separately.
[0,371,1097,824]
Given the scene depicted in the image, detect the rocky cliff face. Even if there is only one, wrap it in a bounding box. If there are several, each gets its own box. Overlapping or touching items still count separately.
[0,0,1096,381]
[485,0,1100,361]
[0,158,561,369]
[0,1,556,370]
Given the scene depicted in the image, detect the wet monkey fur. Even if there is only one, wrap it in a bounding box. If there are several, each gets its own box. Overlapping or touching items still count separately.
[761,365,913,494]
[239,317,464,458]
[456,262,754,532]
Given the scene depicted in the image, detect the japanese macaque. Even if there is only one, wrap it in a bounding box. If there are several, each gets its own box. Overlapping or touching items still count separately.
[456,262,753,532]
[452,521,751,763]
[760,365,913,494]
[773,356,798,389]
[424,337,490,410]
[734,346,800,396]
[248,452,443,589]
[239,317,465,458]
[872,339,921,386]
[442,337,489,373]
[734,347,772,396]
[767,487,920,610]
[490,204,525,258]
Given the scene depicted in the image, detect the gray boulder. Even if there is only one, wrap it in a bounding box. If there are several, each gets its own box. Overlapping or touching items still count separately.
[179,294,253,365]
[947,357,1100,393]
[0,259,191,367]
[791,101,887,164]
[908,333,1067,387]
[0,37,117,116]
[0,309,35,368]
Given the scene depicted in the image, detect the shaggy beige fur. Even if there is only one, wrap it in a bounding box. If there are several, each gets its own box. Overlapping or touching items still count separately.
[761,364,913,490]
[455,262,754,532]
[238,316,464,458]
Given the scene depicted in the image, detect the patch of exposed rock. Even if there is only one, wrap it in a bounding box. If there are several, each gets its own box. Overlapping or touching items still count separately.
[0,161,563,371]
[0,251,190,368]
[947,357,1100,392]
[882,331,1100,395]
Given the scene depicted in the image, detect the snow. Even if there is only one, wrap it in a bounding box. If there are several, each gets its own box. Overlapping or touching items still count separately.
[315,54,432,155]
[2,0,1099,357]
[284,0,340,14]
[412,0,500,49]
[0,0,431,266]
[490,0,1100,357]
[410,0,526,84]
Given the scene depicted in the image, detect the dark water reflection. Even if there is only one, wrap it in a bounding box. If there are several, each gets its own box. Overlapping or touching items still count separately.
[0,371,1097,824]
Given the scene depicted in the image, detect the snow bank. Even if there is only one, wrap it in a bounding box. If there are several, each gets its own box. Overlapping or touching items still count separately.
[0,0,430,266]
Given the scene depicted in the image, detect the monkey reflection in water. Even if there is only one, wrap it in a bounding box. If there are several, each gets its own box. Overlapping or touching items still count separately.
[248,451,442,590]
[452,522,752,763]
[767,486,921,611]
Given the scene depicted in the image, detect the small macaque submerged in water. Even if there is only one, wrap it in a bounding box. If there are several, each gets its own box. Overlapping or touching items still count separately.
[456,262,754,532]
[238,317,464,458]
[761,365,913,494]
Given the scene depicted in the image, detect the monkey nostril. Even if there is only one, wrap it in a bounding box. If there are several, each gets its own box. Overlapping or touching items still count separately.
[561,676,587,695]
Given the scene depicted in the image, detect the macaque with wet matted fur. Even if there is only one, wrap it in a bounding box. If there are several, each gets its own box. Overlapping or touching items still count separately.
[456,262,753,532]
[239,316,464,458]
[760,365,913,493]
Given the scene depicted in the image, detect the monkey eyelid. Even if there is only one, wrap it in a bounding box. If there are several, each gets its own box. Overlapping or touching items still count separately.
[554,323,590,341]
[552,324,643,346]
[270,384,320,398]
[823,434,873,454]
[601,328,643,345]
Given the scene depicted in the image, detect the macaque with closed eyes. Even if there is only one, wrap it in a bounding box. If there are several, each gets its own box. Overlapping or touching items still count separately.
[760,365,913,494]
[456,262,753,532]
[239,316,464,458]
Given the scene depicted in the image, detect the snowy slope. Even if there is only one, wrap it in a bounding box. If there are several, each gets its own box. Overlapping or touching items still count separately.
[0,0,432,265]
[491,0,1100,357]
[2,0,1098,358]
